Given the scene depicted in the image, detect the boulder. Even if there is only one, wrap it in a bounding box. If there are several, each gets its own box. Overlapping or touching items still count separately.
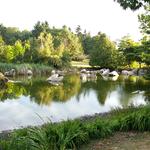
[27,70,33,76]
[109,71,119,77]
[80,73,87,82]
[4,69,16,77]
[101,69,110,76]
[80,69,87,73]
[0,72,9,85]
[121,70,129,75]
[47,74,64,82]
[121,70,134,76]
[138,69,147,76]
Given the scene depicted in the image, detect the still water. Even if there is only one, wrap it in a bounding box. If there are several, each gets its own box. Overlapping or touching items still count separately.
[0,74,149,131]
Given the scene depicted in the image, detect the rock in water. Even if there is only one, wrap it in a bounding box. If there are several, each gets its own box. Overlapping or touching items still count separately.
[4,69,16,77]
[109,71,119,77]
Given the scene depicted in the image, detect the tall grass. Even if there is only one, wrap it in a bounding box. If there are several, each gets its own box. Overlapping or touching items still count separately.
[0,105,150,150]
[0,63,52,75]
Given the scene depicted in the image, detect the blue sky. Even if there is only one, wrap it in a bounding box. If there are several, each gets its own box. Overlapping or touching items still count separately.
[0,0,143,41]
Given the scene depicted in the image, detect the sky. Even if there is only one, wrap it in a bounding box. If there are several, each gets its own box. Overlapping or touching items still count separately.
[0,0,144,41]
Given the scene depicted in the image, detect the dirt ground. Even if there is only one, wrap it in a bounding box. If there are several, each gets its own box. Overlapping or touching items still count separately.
[80,132,150,150]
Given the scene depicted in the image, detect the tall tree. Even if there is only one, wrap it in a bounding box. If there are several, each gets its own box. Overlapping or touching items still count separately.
[89,33,120,68]
[118,35,140,66]
[32,21,50,38]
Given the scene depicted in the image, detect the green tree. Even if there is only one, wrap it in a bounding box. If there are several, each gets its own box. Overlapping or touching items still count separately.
[89,33,119,68]
[36,32,54,63]
[14,40,25,56]
[3,45,14,62]
[118,35,140,66]
[140,36,150,65]
[32,21,50,38]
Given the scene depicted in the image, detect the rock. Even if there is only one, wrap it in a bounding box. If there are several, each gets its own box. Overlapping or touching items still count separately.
[111,76,119,81]
[138,69,147,76]
[101,69,110,76]
[80,72,97,82]
[109,71,119,77]
[80,73,87,82]
[132,90,145,94]
[56,70,66,76]
[47,74,58,81]
[4,69,16,77]
[121,70,134,76]
[27,70,33,76]
[51,70,56,75]
[121,70,129,75]
[80,69,87,73]
[47,74,64,83]
[0,72,9,85]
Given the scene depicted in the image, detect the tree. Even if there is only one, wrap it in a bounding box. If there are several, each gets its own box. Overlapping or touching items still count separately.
[13,40,25,62]
[118,35,140,66]
[36,32,54,63]
[81,32,94,54]
[0,36,6,62]
[114,0,150,10]
[3,45,14,62]
[32,21,50,38]
[138,5,150,34]
[89,33,120,68]
[52,27,83,60]
[76,25,82,36]
[140,36,150,65]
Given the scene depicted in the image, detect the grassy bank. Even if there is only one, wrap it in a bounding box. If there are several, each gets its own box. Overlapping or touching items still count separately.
[0,63,52,75]
[0,105,150,150]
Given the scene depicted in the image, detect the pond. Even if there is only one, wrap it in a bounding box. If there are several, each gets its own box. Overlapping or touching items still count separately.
[0,74,150,131]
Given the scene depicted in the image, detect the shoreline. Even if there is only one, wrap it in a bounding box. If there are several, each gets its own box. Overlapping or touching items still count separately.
[0,111,111,138]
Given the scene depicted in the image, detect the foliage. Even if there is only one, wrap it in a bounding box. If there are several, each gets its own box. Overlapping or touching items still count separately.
[139,5,150,34]
[114,0,150,10]
[118,35,141,66]
[89,33,122,69]
[0,22,150,69]
[0,23,83,68]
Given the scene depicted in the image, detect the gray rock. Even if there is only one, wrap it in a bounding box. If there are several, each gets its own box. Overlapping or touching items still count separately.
[27,70,33,76]
[4,69,16,77]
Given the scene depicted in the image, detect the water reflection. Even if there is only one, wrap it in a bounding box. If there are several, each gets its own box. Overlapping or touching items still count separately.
[0,75,149,131]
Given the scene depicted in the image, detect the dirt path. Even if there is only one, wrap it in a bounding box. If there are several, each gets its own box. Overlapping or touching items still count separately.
[80,132,150,150]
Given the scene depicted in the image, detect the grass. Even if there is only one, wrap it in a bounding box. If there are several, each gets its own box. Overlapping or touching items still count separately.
[71,59,91,68]
[0,63,52,75]
[0,105,150,150]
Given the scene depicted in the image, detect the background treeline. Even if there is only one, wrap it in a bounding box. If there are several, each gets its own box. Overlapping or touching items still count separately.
[0,4,150,69]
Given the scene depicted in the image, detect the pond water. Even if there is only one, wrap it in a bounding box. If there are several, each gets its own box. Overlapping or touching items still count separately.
[0,74,150,131]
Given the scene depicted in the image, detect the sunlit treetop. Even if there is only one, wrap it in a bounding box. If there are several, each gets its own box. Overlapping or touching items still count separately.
[114,0,150,10]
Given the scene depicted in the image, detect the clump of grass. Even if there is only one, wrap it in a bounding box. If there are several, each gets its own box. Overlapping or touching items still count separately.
[84,119,113,139]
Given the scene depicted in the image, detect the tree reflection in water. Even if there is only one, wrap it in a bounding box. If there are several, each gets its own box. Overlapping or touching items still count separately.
[0,75,149,106]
